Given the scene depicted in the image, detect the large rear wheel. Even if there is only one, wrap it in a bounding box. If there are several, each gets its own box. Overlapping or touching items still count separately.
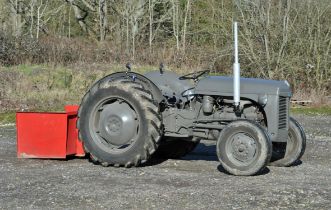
[77,79,162,167]
[217,120,272,176]
[269,117,306,167]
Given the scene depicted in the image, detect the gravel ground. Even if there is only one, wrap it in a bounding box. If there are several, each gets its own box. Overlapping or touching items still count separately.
[0,115,330,209]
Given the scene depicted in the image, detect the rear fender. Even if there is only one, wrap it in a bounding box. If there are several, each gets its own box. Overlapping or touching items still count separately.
[91,71,164,103]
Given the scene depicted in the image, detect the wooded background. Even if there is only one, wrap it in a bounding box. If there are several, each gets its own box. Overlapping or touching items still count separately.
[0,0,330,95]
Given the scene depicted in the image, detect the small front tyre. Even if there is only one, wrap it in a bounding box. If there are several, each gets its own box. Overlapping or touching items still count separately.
[269,117,306,167]
[217,120,272,176]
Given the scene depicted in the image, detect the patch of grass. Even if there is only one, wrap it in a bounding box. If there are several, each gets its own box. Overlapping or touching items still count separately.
[17,64,34,74]
[0,112,16,124]
[16,64,46,75]
[291,106,331,116]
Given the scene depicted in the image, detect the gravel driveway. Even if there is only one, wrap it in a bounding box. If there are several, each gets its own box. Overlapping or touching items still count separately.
[0,115,330,209]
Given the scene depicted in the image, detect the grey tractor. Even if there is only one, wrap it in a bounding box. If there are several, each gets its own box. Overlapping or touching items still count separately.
[77,65,306,176]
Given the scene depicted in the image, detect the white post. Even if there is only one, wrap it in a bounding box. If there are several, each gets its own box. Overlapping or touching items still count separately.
[233,22,240,107]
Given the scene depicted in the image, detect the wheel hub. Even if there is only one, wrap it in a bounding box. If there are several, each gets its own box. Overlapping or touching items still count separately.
[106,116,122,134]
[98,101,138,146]
[230,133,257,163]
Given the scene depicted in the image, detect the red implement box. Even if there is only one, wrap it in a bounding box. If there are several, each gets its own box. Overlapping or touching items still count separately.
[16,105,85,159]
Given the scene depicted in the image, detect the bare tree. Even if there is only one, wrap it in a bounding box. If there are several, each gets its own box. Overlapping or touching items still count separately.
[65,0,89,33]
[148,0,171,53]
[182,0,190,52]
[112,0,147,59]
[8,0,25,37]
[98,0,107,41]
[130,0,146,59]
[148,0,154,53]
[171,0,180,51]
[36,0,48,39]
[33,0,65,39]
[170,0,192,52]
[29,0,36,38]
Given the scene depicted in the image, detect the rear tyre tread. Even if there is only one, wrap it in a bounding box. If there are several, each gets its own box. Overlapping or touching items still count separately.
[77,78,162,168]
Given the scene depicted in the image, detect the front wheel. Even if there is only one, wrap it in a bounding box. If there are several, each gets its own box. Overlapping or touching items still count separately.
[217,120,272,176]
[269,117,306,167]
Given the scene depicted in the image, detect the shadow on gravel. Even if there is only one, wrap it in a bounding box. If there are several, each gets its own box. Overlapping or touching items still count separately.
[183,143,218,161]
[182,154,218,161]
[22,156,88,162]
[217,165,271,176]
[142,143,219,167]
[64,155,87,161]
[141,157,168,167]
[172,143,218,162]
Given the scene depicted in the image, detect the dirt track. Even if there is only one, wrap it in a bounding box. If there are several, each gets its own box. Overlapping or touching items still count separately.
[0,115,330,209]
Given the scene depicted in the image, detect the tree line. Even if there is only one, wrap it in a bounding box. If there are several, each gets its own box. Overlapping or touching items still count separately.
[0,0,330,93]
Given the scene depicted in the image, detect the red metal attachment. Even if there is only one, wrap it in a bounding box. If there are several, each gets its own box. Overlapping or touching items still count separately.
[16,105,85,159]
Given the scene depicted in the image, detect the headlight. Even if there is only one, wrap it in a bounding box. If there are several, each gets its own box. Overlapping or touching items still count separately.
[258,94,268,106]
[284,80,292,97]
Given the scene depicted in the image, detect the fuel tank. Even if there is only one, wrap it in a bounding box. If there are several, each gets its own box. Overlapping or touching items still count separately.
[144,70,194,100]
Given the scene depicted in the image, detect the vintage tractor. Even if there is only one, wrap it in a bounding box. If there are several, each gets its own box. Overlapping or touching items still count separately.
[77,23,306,176]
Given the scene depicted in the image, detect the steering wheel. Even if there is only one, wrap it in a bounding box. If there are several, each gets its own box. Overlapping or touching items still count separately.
[179,70,210,81]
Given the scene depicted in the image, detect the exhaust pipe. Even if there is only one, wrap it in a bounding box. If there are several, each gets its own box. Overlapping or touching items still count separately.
[233,22,241,115]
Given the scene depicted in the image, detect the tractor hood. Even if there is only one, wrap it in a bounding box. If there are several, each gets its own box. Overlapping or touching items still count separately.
[195,76,291,97]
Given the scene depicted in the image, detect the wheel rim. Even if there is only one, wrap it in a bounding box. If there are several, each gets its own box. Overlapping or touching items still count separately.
[225,132,257,166]
[90,97,139,153]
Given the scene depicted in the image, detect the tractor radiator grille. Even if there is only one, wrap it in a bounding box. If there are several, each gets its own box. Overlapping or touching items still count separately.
[278,96,288,129]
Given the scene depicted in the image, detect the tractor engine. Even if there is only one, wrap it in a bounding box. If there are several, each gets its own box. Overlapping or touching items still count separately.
[160,92,265,140]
